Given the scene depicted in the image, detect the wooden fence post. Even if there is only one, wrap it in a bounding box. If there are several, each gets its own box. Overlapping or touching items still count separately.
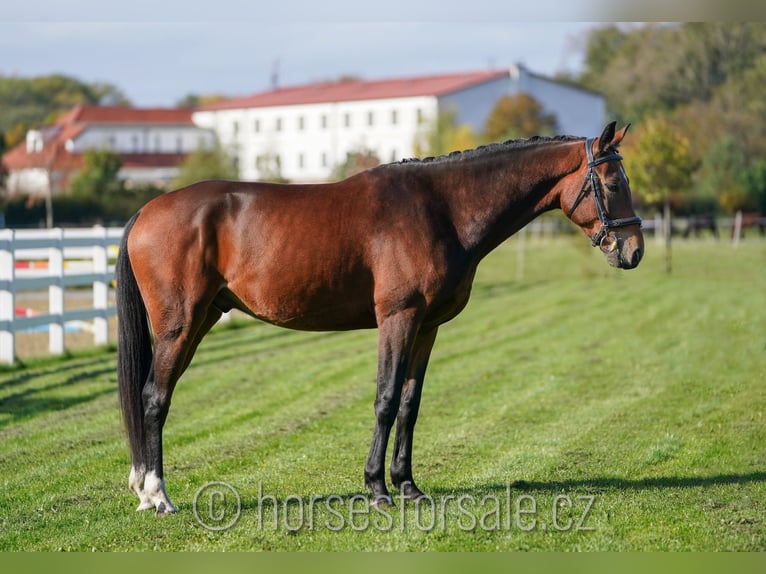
[732,210,743,247]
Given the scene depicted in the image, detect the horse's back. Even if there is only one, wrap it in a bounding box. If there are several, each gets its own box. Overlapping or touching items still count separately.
[128,178,383,330]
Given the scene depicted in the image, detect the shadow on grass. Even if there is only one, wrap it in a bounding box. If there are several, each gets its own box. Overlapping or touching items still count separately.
[0,365,115,428]
[228,471,766,512]
[430,472,766,494]
[0,355,113,392]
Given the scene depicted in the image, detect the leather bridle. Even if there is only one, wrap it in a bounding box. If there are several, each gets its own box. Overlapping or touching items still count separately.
[567,138,642,252]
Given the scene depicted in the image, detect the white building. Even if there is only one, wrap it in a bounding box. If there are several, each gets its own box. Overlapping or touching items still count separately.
[192,65,606,183]
[2,106,216,196]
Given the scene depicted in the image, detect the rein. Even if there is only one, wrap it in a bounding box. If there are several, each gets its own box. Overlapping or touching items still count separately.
[567,138,642,251]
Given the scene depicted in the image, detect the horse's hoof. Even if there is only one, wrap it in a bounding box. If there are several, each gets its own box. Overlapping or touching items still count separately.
[371,494,394,508]
[155,502,177,516]
[398,481,426,501]
[136,501,155,512]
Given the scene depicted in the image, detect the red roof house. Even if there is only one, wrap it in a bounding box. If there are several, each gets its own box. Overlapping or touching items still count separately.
[2,106,216,196]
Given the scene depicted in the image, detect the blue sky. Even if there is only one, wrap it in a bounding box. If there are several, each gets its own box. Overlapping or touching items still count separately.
[4,1,752,108]
[0,2,615,107]
[1,19,600,107]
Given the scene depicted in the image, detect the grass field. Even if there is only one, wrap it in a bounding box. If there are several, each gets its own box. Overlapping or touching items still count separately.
[0,235,764,551]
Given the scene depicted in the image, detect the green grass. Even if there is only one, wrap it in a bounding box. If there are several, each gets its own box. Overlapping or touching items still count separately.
[0,236,764,551]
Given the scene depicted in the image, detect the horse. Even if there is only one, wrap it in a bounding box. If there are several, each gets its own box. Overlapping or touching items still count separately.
[682,214,719,239]
[116,121,644,514]
[730,212,766,239]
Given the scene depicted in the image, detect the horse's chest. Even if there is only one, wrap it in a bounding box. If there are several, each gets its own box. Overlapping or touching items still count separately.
[421,265,476,326]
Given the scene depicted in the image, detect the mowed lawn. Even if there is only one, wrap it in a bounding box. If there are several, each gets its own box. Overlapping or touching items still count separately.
[0,235,763,551]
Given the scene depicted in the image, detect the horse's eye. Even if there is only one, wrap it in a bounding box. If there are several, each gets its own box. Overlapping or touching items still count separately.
[606,182,619,194]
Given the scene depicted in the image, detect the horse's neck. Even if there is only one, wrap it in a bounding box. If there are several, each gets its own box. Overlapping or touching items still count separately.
[433,142,582,259]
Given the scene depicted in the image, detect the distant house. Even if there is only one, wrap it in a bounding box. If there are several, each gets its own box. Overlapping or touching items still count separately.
[192,65,606,183]
[2,106,216,196]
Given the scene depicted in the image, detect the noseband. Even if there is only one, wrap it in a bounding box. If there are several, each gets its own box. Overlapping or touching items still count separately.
[567,138,642,251]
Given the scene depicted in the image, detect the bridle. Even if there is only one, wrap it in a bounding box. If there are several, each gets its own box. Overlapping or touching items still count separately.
[567,138,642,252]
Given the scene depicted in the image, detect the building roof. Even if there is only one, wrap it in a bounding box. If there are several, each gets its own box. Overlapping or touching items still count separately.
[56,105,196,125]
[2,106,196,173]
[199,70,511,111]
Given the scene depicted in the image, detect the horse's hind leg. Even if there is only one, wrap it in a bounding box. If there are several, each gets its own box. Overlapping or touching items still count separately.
[139,303,222,514]
[390,326,438,500]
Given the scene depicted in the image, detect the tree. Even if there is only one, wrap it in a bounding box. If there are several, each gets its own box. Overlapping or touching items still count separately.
[254,152,288,183]
[413,109,477,158]
[695,138,749,214]
[576,23,766,125]
[0,131,6,192]
[69,149,125,200]
[0,74,130,136]
[175,93,228,108]
[482,93,557,142]
[623,118,697,273]
[172,143,238,188]
[330,147,381,180]
[742,161,766,214]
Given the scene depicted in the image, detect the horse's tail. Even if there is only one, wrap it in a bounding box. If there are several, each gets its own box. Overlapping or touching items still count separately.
[116,212,152,471]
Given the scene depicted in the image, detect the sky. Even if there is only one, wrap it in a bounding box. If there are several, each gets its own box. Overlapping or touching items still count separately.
[2,1,756,109]
[1,20,601,107]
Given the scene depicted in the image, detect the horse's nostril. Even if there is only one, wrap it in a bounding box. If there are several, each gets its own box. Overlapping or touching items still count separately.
[631,247,643,267]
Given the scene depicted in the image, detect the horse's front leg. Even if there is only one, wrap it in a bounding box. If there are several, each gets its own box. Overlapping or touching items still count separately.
[364,307,422,506]
[390,326,438,500]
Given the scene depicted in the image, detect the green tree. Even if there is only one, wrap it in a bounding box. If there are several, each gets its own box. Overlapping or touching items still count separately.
[483,93,557,143]
[624,117,697,273]
[0,131,6,192]
[695,138,750,214]
[0,74,129,136]
[578,25,629,89]
[413,109,477,157]
[741,161,766,214]
[577,23,766,125]
[172,143,238,188]
[625,118,696,208]
[175,93,228,108]
[69,149,125,200]
[330,147,381,180]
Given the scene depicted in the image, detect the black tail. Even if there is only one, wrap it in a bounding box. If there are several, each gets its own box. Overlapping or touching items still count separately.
[116,212,152,471]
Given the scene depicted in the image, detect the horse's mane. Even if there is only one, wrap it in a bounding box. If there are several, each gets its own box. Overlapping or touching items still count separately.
[395,134,584,166]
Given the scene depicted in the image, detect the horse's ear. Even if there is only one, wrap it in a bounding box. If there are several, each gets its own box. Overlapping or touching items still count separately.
[611,123,631,148]
[597,121,617,154]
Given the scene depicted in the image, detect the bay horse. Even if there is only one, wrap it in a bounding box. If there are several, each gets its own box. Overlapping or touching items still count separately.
[117,122,644,514]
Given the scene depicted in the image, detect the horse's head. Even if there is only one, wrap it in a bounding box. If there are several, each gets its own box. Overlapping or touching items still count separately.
[561,122,644,270]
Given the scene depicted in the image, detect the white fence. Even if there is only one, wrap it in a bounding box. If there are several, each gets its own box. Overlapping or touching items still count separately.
[0,227,124,365]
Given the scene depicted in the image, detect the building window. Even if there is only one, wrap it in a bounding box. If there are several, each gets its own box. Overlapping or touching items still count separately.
[321,115,328,129]
[344,113,351,128]
[391,109,398,125]
[416,108,425,124]
[232,121,239,136]
[275,118,282,132]
[132,134,140,152]
[154,134,162,151]
[176,136,183,152]
[321,152,328,168]
[367,111,374,126]
[298,116,305,131]
[254,119,261,133]
[298,153,305,169]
